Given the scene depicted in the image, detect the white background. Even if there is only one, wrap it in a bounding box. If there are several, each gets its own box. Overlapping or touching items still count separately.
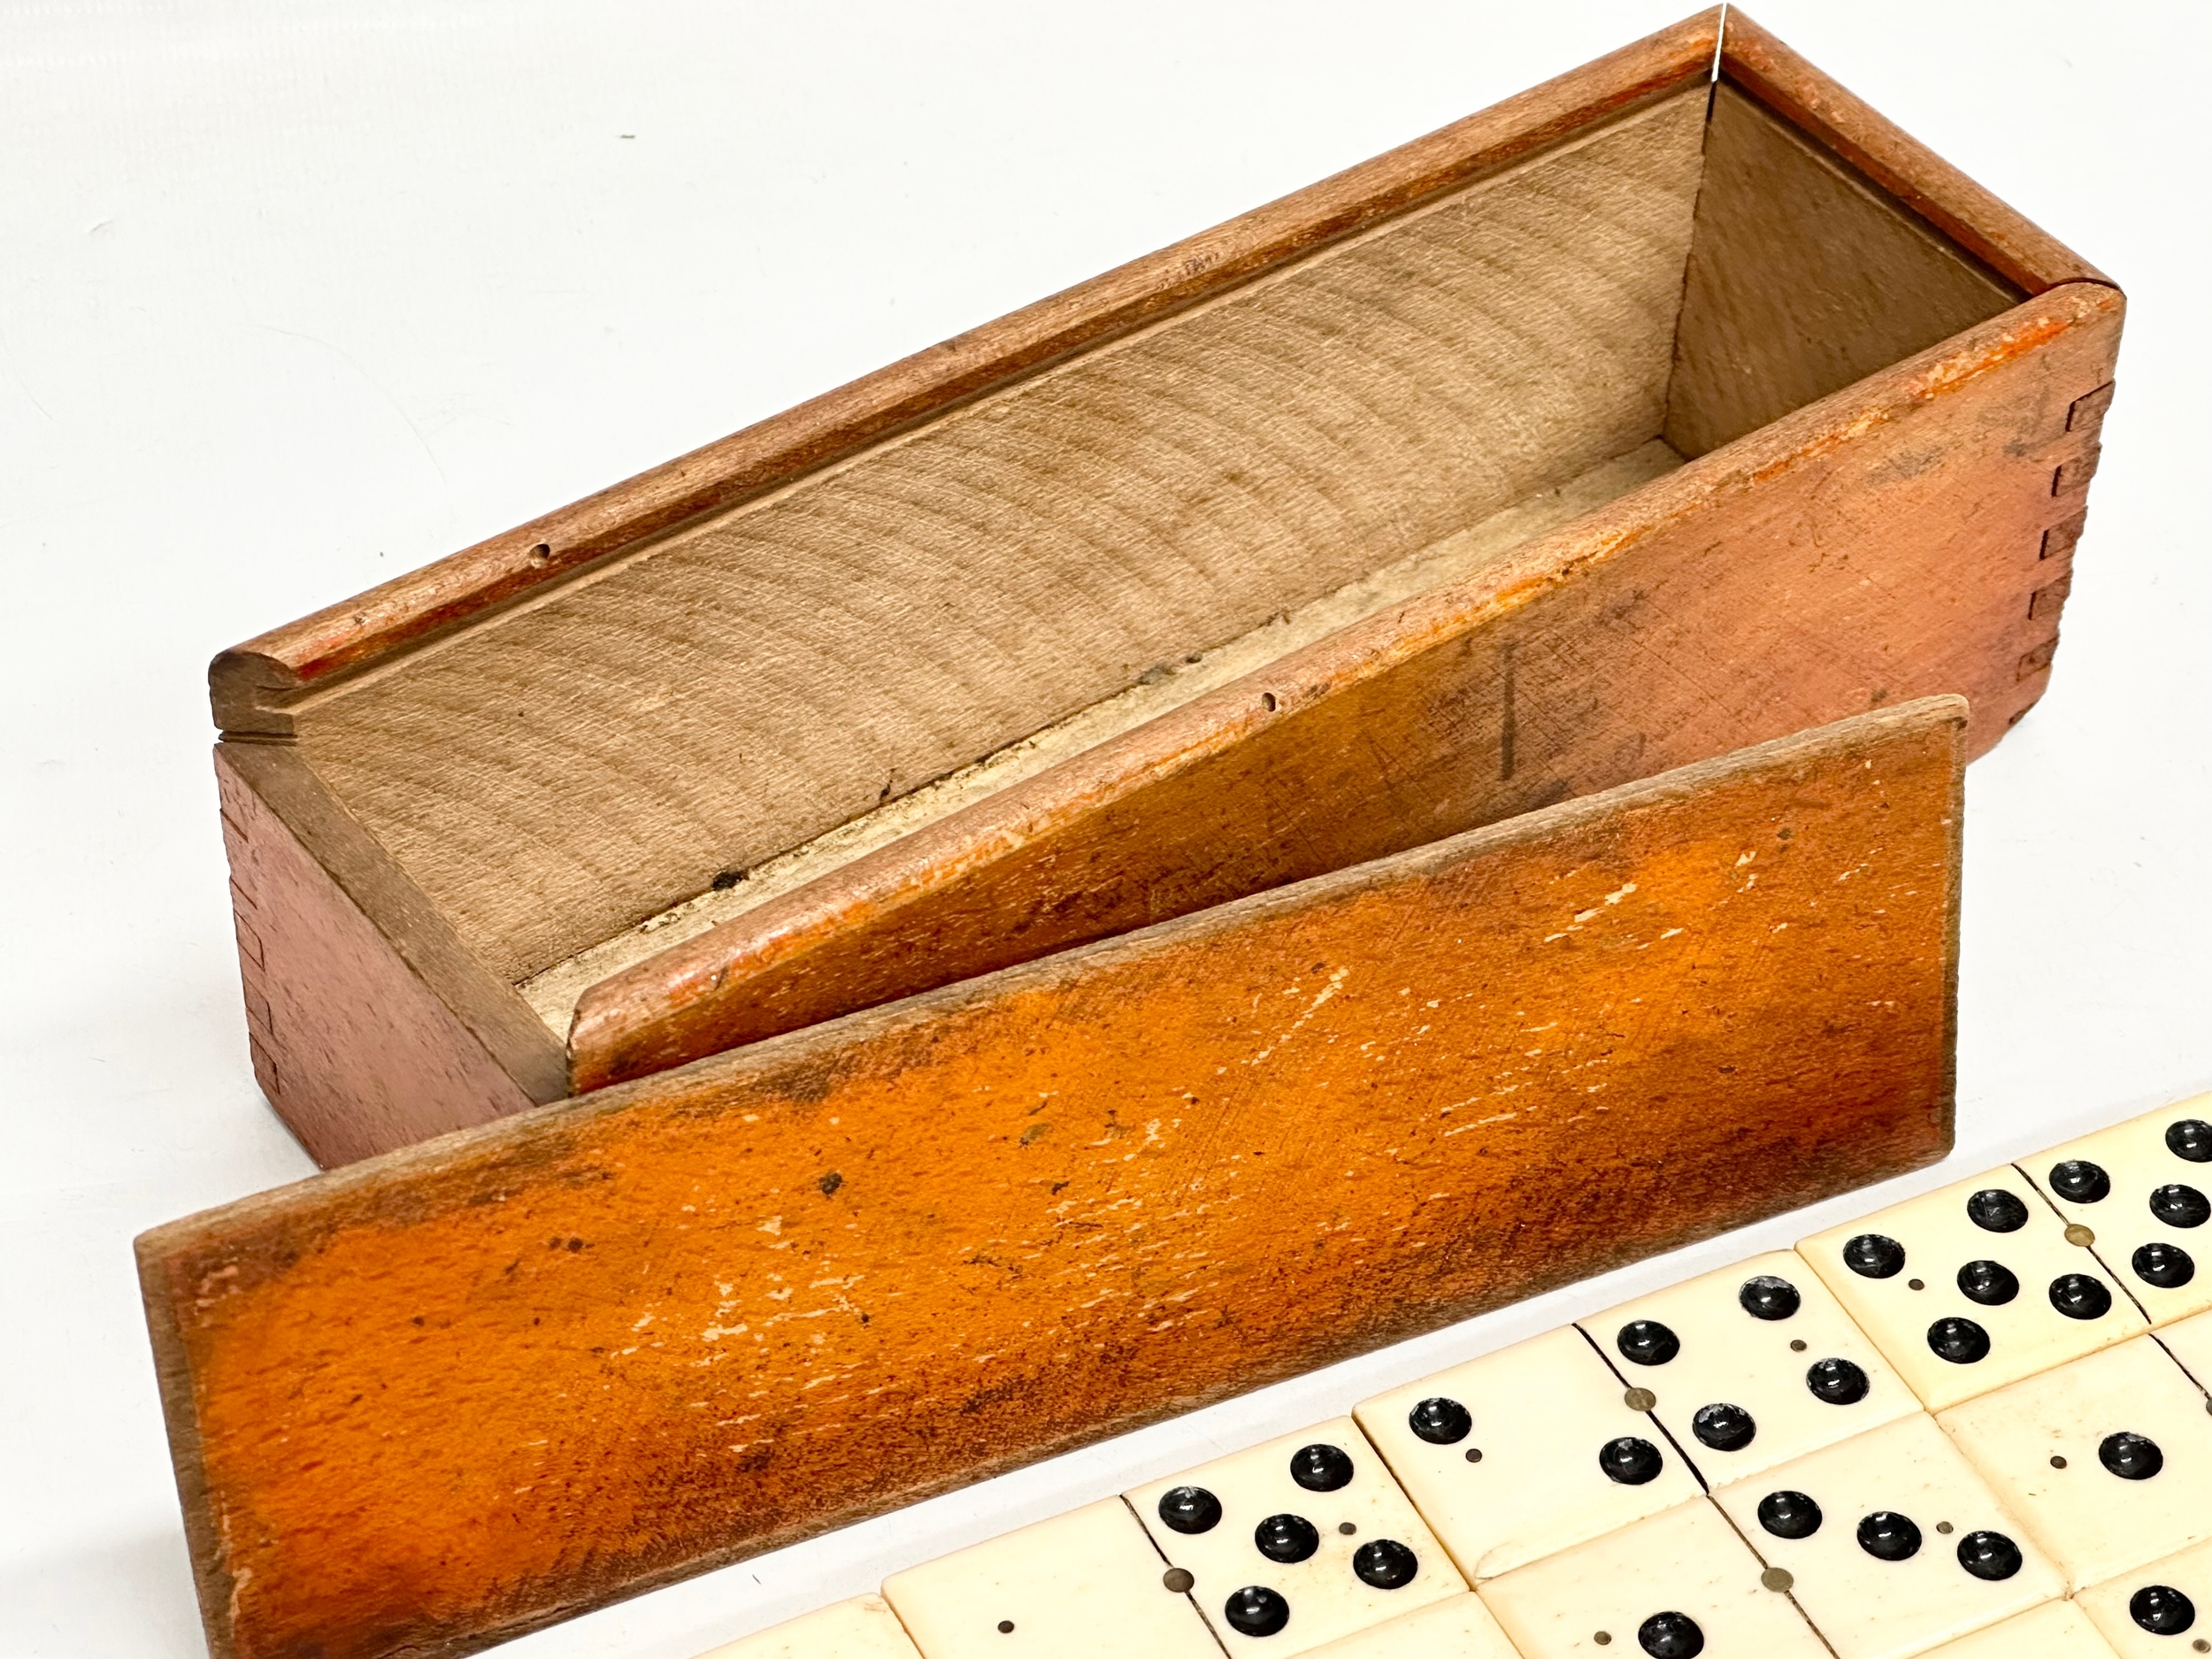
[4,1,2207,1654]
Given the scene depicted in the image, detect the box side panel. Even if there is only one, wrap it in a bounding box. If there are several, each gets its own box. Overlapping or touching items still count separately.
[144,702,1961,1659]
[1663,83,2024,458]
[572,284,2118,1088]
[216,745,553,1165]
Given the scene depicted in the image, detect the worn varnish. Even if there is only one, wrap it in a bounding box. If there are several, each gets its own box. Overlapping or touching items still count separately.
[144,700,1965,1659]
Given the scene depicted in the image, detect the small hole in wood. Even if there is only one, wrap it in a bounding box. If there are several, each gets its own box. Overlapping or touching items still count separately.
[528,541,553,565]
[1262,692,1278,711]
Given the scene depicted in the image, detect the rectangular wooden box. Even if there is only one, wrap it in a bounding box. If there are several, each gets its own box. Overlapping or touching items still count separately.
[143,9,2115,1658]
[207,7,2115,1164]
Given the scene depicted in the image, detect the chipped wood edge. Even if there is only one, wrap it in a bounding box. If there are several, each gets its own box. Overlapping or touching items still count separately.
[206,10,1723,734]
[1719,8,2113,296]
[137,1239,237,1659]
[565,279,2111,1089]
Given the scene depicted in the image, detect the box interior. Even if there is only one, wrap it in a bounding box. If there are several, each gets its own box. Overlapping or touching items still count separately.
[278,79,2022,1044]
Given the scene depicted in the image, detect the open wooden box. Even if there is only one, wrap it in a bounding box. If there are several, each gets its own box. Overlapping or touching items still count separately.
[210,7,2113,1164]
[146,11,2116,1659]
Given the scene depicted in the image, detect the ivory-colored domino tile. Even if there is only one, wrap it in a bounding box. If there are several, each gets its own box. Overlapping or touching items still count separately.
[2078,1534,2212,1657]
[881,1499,1222,1659]
[1479,1496,1829,1658]
[1912,1598,2121,1658]
[1800,1166,2147,1411]
[1710,1412,2064,1659]
[2155,1305,2212,1391]
[695,1594,923,1659]
[1937,1335,2212,1590]
[1127,1417,1464,1656]
[1354,1325,1701,1581]
[1578,1248,1916,1488]
[1296,1592,1521,1658]
[2025,1098,2212,1327]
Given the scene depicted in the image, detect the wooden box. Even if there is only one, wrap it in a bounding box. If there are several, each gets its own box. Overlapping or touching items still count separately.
[207,7,2113,1162]
[143,9,2114,1659]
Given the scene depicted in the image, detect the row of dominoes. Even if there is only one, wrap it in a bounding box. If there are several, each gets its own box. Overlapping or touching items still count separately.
[701,1096,2212,1659]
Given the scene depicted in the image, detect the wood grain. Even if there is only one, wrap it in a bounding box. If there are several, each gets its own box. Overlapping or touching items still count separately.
[143,699,1965,1659]
[1663,83,2023,458]
[215,743,565,1164]
[291,87,1713,984]
[207,11,1721,734]
[570,280,2118,1091]
[1719,9,2109,296]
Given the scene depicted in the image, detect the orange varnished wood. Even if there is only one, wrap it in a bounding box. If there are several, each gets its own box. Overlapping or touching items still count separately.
[569,281,2118,1090]
[142,700,1964,1659]
[207,11,1721,733]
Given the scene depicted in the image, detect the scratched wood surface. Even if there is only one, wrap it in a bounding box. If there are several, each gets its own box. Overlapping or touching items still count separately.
[142,698,1966,1659]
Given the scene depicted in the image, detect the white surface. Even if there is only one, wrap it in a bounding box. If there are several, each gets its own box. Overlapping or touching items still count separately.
[1300,1594,1521,1659]
[2,2,2208,1655]
[1938,1335,2212,1590]
[1479,1498,1828,1658]
[2154,1306,2212,1392]
[695,1594,920,1659]
[1912,1598,2121,1659]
